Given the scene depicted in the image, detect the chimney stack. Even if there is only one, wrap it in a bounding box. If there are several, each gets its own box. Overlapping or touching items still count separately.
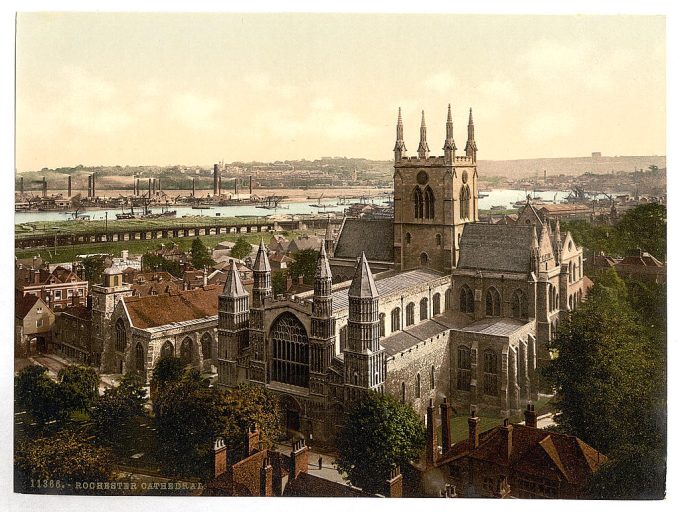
[260,456,273,496]
[157,178,161,193]
[136,178,140,196]
[20,176,24,194]
[213,437,228,479]
[67,175,72,197]
[440,397,452,453]
[87,175,92,197]
[192,177,196,197]
[290,439,308,479]
[42,177,47,197]
[152,178,156,194]
[148,178,151,197]
[524,402,537,428]
[385,466,403,498]
[468,408,480,449]
[91,173,95,198]
[426,399,437,464]
[249,175,253,195]
[500,418,513,463]
[213,163,219,196]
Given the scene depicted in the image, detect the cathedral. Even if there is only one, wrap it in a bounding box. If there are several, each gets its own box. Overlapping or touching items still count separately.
[214,106,585,442]
[97,106,585,444]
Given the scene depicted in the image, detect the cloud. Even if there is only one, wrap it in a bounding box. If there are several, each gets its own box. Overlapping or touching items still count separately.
[424,72,456,94]
[311,97,334,111]
[478,79,519,105]
[523,112,577,143]
[170,92,220,129]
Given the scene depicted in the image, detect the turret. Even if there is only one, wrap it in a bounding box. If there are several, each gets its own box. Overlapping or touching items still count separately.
[417,110,430,159]
[324,218,334,256]
[393,107,407,162]
[217,261,249,387]
[252,239,272,307]
[553,219,562,265]
[310,243,336,377]
[443,104,457,163]
[465,108,477,162]
[530,224,540,273]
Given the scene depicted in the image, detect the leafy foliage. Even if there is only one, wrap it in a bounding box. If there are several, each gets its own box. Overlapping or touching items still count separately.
[288,248,319,285]
[150,355,186,394]
[15,430,113,491]
[57,365,99,413]
[230,236,252,261]
[272,269,287,296]
[335,392,425,494]
[81,255,107,286]
[141,252,182,277]
[15,365,65,423]
[190,237,214,270]
[92,372,147,439]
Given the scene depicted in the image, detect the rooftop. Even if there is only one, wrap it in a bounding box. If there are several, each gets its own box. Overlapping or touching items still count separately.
[456,316,528,337]
[380,317,451,357]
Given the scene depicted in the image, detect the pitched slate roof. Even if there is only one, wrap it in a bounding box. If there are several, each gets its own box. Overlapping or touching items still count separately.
[348,253,378,298]
[333,218,394,263]
[222,261,247,297]
[283,473,372,497]
[380,318,451,357]
[15,294,41,320]
[457,224,534,273]
[252,239,271,272]
[124,285,220,329]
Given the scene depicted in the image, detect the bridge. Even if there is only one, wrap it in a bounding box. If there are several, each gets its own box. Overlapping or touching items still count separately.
[15,217,338,250]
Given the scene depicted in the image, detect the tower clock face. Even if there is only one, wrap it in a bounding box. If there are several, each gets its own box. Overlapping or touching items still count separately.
[462,170,468,184]
[416,171,429,185]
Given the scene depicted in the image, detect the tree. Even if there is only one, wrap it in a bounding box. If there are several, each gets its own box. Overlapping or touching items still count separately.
[15,430,113,492]
[613,203,666,260]
[91,372,147,439]
[335,392,425,494]
[141,253,182,277]
[81,255,107,286]
[191,237,214,270]
[15,365,65,423]
[288,248,319,285]
[57,365,99,414]
[272,269,287,296]
[150,355,186,401]
[221,384,282,459]
[230,237,252,261]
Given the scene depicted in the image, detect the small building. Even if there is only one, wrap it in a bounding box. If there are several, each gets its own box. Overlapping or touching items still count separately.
[53,306,93,365]
[614,248,665,284]
[16,264,89,311]
[154,242,188,264]
[15,295,54,356]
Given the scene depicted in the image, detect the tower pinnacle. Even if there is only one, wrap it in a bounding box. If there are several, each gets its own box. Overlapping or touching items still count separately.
[465,107,477,162]
[417,110,430,159]
[443,104,457,157]
[393,107,407,162]
[349,252,378,299]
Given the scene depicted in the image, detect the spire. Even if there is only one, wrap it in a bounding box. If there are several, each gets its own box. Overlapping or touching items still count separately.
[393,107,407,160]
[417,110,430,159]
[315,243,332,280]
[443,103,457,154]
[252,239,271,272]
[465,107,477,161]
[223,260,247,297]
[349,252,378,298]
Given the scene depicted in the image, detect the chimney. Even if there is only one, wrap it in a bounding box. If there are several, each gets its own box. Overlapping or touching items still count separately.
[91,173,95,198]
[290,439,308,479]
[152,178,156,194]
[468,408,480,449]
[87,175,92,197]
[213,163,219,196]
[500,418,513,463]
[148,178,151,197]
[203,267,209,288]
[440,397,452,453]
[245,424,260,457]
[67,175,72,197]
[260,456,273,496]
[384,466,403,498]
[20,176,24,194]
[524,402,537,428]
[297,275,304,285]
[286,274,292,292]
[192,177,196,197]
[426,399,437,464]
[136,178,140,196]
[213,437,228,479]
[157,178,161,193]
[249,175,252,195]
[42,177,47,198]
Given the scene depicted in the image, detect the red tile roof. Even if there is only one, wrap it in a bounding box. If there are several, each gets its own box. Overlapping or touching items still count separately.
[123,285,220,329]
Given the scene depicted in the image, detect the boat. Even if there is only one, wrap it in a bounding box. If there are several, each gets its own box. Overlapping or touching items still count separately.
[477,192,490,198]
[192,205,213,210]
[490,205,507,211]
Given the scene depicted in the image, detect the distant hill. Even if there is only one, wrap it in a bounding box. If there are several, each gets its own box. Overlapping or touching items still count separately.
[477,155,666,178]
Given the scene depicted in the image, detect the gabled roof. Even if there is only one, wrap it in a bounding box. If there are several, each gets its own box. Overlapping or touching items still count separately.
[123,285,220,329]
[333,218,394,263]
[349,253,378,299]
[15,294,42,319]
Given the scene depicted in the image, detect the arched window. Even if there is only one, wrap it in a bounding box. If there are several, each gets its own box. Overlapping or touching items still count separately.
[459,185,471,219]
[161,341,174,359]
[485,287,501,316]
[483,349,498,396]
[445,288,453,311]
[200,332,212,360]
[134,342,145,372]
[405,232,412,245]
[401,382,406,403]
[457,346,471,391]
[460,285,474,314]
[568,262,573,283]
[420,252,429,266]
[340,325,348,352]
[115,319,127,352]
[180,337,193,365]
[568,295,573,310]
[420,297,429,321]
[271,312,310,388]
[511,289,528,319]
[432,293,441,316]
[430,365,435,390]
[412,187,424,219]
[435,233,442,247]
[379,313,386,337]
[415,373,421,398]
[406,303,415,327]
[391,308,401,332]
[424,186,435,219]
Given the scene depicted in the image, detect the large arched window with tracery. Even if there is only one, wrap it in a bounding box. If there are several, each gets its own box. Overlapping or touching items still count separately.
[135,342,145,372]
[406,302,415,327]
[420,297,429,321]
[115,318,127,352]
[432,293,441,316]
[161,340,174,359]
[511,289,528,319]
[412,187,424,219]
[200,332,212,361]
[460,285,474,314]
[391,308,401,332]
[485,287,501,316]
[457,346,471,391]
[180,337,193,365]
[271,313,309,388]
[459,185,471,219]
[483,349,498,396]
[424,186,435,219]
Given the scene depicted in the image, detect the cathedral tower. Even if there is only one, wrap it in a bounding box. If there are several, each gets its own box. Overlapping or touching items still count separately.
[344,253,386,401]
[94,267,133,374]
[393,106,479,272]
[248,240,271,384]
[309,243,336,396]
[217,261,250,387]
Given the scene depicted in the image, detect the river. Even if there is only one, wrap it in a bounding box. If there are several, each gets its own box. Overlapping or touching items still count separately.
[14,189,571,225]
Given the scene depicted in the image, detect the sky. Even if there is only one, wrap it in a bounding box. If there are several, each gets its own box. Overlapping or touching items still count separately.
[15,12,666,171]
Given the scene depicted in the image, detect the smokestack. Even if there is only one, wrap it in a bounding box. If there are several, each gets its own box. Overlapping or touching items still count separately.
[152,178,156,194]
[218,175,222,197]
[157,178,161,193]
[133,176,136,195]
[440,397,452,453]
[249,175,252,195]
[543,169,547,184]
[67,175,72,197]
[91,173,95,198]
[136,178,140,196]
[500,418,513,462]
[20,176,24,194]
[42,177,47,198]
[148,178,151,197]
[426,399,436,464]
[213,163,219,196]
[87,175,91,197]
[234,177,237,195]
[192,177,196,197]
